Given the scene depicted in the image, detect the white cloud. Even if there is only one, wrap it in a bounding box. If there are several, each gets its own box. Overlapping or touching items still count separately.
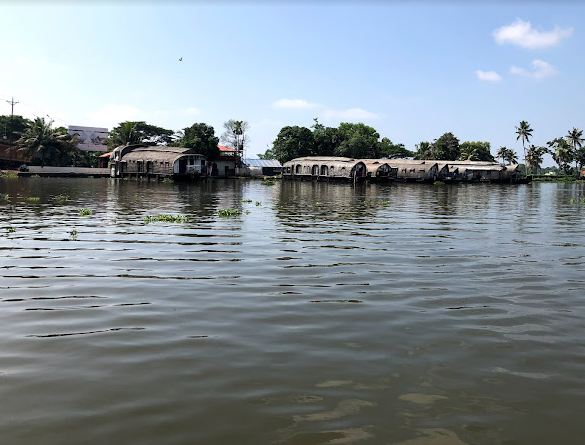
[475,70,502,82]
[273,98,318,109]
[510,59,557,79]
[85,104,141,128]
[185,106,201,115]
[323,107,380,120]
[493,19,573,49]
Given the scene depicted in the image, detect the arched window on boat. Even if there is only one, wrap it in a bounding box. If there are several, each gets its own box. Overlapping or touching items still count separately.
[320,165,328,175]
[295,164,302,174]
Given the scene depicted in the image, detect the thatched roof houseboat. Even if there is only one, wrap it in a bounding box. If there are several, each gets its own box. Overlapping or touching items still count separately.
[282,157,368,181]
[387,160,441,182]
[110,145,207,179]
[361,159,398,181]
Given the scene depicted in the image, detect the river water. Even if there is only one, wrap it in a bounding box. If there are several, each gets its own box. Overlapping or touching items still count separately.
[1,177,585,445]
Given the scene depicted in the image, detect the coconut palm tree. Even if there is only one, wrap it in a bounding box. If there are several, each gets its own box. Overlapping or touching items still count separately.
[566,127,584,175]
[17,117,74,167]
[503,148,518,165]
[496,146,508,165]
[515,120,533,164]
[525,145,547,174]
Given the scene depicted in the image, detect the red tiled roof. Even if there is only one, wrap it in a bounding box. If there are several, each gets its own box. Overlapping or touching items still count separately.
[99,151,112,158]
[218,145,237,152]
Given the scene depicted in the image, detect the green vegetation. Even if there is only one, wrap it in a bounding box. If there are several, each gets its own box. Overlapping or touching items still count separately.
[261,177,276,185]
[218,208,242,217]
[144,214,188,223]
[17,117,95,167]
[7,227,15,233]
[107,121,174,148]
[24,196,41,204]
[569,197,585,205]
[53,194,70,205]
[173,123,220,159]
[70,228,78,240]
[0,170,19,179]
[515,120,533,163]
[0,115,31,143]
[0,193,10,202]
[79,208,92,216]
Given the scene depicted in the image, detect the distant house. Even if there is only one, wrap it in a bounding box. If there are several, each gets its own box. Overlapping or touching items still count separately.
[109,145,206,179]
[243,158,282,176]
[208,145,239,177]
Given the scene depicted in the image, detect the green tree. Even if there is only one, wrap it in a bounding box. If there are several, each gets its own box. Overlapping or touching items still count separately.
[515,120,533,164]
[271,126,315,163]
[432,132,460,160]
[17,117,78,166]
[459,141,494,161]
[312,118,341,157]
[0,115,31,145]
[379,138,413,158]
[414,141,434,159]
[176,123,219,160]
[566,127,584,175]
[107,121,174,148]
[525,144,547,174]
[547,137,574,175]
[335,122,380,158]
[257,148,275,160]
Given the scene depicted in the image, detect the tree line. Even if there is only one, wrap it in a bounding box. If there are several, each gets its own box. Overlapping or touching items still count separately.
[3,112,583,175]
[1,115,249,167]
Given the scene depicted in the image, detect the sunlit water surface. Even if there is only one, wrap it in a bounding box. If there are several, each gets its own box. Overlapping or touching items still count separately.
[1,177,585,444]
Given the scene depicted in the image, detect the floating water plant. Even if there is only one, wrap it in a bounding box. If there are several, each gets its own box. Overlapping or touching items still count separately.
[79,208,92,216]
[144,214,188,224]
[0,171,18,179]
[7,227,15,233]
[255,201,262,206]
[0,193,10,202]
[218,208,242,218]
[53,194,70,204]
[261,177,276,185]
[24,196,41,205]
[70,228,78,240]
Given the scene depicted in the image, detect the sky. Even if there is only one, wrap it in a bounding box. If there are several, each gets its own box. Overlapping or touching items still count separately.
[1,1,584,165]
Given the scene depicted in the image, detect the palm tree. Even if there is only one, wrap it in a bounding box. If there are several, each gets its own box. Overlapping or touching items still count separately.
[503,148,518,165]
[515,120,533,164]
[525,145,547,174]
[566,127,584,176]
[17,117,73,167]
[496,146,507,165]
[107,121,140,147]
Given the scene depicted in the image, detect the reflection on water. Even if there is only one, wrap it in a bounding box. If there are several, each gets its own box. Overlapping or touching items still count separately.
[1,177,585,445]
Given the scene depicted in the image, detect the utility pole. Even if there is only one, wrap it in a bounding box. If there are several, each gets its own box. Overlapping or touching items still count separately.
[6,97,19,145]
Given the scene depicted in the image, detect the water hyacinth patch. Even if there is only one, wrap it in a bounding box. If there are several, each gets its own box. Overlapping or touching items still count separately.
[218,208,242,218]
[0,193,10,202]
[25,196,41,204]
[53,194,70,204]
[79,208,92,216]
[144,214,188,224]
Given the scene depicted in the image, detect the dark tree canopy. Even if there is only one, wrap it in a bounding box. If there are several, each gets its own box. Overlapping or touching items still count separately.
[271,126,315,163]
[335,122,381,158]
[177,123,220,160]
[379,137,413,159]
[0,115,31,144]
[459,141,494,162]
[107,121,174,148]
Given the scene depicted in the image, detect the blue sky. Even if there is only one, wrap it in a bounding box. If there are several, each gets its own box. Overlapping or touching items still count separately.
[1,1,584,164]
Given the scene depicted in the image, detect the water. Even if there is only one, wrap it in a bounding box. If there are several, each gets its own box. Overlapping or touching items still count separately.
[1,177,585,445]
